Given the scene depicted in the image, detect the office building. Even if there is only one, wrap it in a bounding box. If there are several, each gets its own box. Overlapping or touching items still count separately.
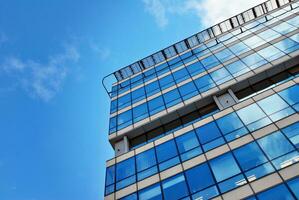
[103,0,299,199]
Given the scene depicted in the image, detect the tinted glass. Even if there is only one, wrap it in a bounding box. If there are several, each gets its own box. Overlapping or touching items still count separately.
[196,122,222,144]
[136,149,157,172]
[139,183,162,200]
[257,184,295,200]
[162,174,189,200]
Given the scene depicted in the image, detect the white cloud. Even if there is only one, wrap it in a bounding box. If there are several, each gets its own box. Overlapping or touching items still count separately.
[0,46,80,102]
[143,0,265,28]
[185,0,265,28]
[143,0,168,28]
[89,42,111,61]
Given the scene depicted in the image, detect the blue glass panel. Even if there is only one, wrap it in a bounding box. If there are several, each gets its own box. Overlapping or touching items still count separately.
[180,147,202,161]
[159,156,180,171]
[196,122,222,144]
[210,152,241,182]
[116,175,136,190]
[105,166,115,186]
[258,29,281,42]
[110,100,117,113]
[226,60,250,77]
[282,122,299,148]
[159,75,175,90]
[216,112,244,135]
[272,22,296,34]
[185,163,215,193]
[233,142,267,171]
[257,46,285,62]
[287,177,299,199]
[162,173,189,200]
[257,94,294,121]
[186,61,205,76]
[274,38,299,54]
[214,49,234,63]
[109,116,117,133]
[139,183,162,200]
[201,55,220,70]
[105,184,114,195]
[241,53,267,70]
[137,166,158,181]
[245,162,275,182]
[118,93,131,110]
[229,42,250,56]
[286,15,299,27]
[176,130,200,154]
[117,110,133,129]
[120,193,137,200]
[148,96,165,115]
[178,82,199,101]
[272,151,299,170]
[156,140,178,164]
[116,157,135,181]
[210,67,232,85]
[173,68,190,83]
[145,81,160,97]
[236,103,271,131]
[163,89,182,108]
[191,185,219,200]
[136,149,157,172]
[131,87,146,104]
[278,85,299,107]
[194,74,216,93]
[133,103,149,123]
[257,184,295,200]
[257,131,294,160]
[290,33,299,43]
[218,174,246,193]
[243,35,266,49]
[202,137,225,152]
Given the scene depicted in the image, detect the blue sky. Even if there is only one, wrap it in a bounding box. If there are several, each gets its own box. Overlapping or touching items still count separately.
[0,0,263,199]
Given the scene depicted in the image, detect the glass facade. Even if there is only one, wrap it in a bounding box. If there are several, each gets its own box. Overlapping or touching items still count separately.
[104,1,299,199]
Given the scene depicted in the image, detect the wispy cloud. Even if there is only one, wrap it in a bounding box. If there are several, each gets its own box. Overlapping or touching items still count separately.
[143,0,264,28]
[89,41,111,61]
[143,0,168,28]
[0,46,80,102]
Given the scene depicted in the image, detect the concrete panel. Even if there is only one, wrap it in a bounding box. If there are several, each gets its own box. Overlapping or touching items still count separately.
[174,125,194,137]
[206,145,230,160]
[116,151,135,163]
[275,113,299,129]
[250,173,282,193]
[228,134,254,150]
[160,164,183,180]
[182,154,206,171]
[252,89,275,102]
[233,98,255,111]
[222,184,253,200]
[115,184,137,200]
[104,193,115,200]
[154,133,174,146]
[106,158,116,167]
[137,174,160,190]
[279,162,299,181]
[213,107,234,120]
[193,116,214,129]
[273,80,295,92]
[135,142,154,155]
[251,124,278,140]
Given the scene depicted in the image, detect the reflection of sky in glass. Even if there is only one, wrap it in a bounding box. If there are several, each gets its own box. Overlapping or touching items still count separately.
[236,104,266,125]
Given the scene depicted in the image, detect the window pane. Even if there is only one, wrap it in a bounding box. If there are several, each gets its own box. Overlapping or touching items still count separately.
[194,74,216,93]
[287,177,299,199]
[120,193,137,200]
[159,75,175,90]
[132,87,145,104]
[226,60,250,77]
[148,96,165,115]
[145,81,160,97]
[118,93,131,109]
[162,173,189,200]
[136,149,157,172]
[233,142,267,171]
[236,103,271,131]
[133,103,149,123]
[117,110,133,129]
[201,55,220,70]
[163,89,182,108]
[178,82,199,101]
[214,49,234,63]
[105,166,115,186]
[210,67,232,85]
[176,130,200,153]
[274,38,299,54]
[210,152,241,182]
[241,53,267,70]
[216,112,244,135]
[272,22,296,34]
[156,140,177,163]
[173,68,190,83]
[116,157,135,181]
[282,122,299,148]
[257,184,295,200]
[196,122,222,144]
[186,61,205,76]
[243,35,265,49]
[257,94,294,121]
[185,163,215,193]
[257,46,285,62]
[278,85,299,110]
[229,42,250,56]
[257,131,294,160]
[139,183,162,200]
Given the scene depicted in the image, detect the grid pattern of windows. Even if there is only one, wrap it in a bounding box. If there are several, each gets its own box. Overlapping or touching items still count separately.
[109,8,299,134]
[115,126,299,199]
[105,85,299,196]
